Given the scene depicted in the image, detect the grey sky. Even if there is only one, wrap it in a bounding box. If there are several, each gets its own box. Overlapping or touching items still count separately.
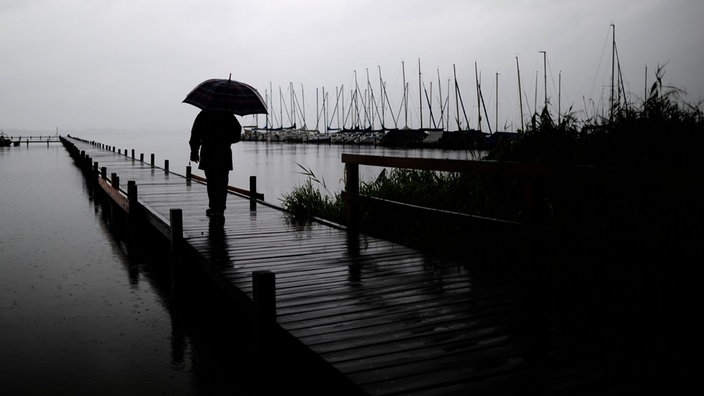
[1,0,702,132]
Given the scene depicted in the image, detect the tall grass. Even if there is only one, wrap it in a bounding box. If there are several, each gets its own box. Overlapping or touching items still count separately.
[279,164,344,224]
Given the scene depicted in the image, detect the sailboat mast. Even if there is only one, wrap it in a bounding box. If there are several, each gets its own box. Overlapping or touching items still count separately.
[402,60,408,128]
[540,50,547,110]
[301,84,306,129]
[454,64,461,130]
[495,72,499,132]
[437,69,443,130]
[379,65,385,129]
[418,58,423,129]
[516,56,525,132]
[446,78,451,130]
[610,23,615,119]
[558,71,562,124]
[534,71,538,117]
[279,86,284,128]
[474,62,481,131]
[644,65,648,100]
[354,70,359,128]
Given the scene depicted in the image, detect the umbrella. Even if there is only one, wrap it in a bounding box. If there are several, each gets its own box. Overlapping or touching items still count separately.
[183,75,268,116]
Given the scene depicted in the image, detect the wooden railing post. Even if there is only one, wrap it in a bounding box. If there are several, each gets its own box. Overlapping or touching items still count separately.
[345,162,360,234]
[83,155,91,174]
[151,153,155,168]
[186,165,192,179]
[164,159,169,173]
[111,173,119,191]
[250,176,257,211]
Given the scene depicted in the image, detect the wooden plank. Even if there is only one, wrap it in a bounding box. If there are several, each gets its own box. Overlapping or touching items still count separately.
[97,175,129,213]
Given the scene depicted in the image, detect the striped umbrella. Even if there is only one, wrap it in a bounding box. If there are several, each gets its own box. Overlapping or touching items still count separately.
[183,76,267,115]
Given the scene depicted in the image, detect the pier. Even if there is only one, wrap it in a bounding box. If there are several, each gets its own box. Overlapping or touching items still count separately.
[4,134,62,146]
[59,136,688,395]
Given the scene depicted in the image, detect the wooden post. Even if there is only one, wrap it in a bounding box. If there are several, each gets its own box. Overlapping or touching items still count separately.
[151,153,155,168]
[164,159,169,172]
[345,162,360,234]
[169,208,183,261]
[250,176,257,211]
[131,149,135,159]
[101,166,107,180]
[140,153,144,162]
[186,166,192,179]
[111,173,119,190]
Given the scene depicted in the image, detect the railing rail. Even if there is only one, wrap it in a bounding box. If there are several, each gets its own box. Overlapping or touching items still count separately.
[341,153,621,239]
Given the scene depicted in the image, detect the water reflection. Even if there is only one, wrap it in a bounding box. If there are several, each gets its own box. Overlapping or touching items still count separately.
[119,221,255,395]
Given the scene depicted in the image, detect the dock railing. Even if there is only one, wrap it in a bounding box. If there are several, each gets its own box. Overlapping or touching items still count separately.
[341,154,545,233]
[341,153,624,256]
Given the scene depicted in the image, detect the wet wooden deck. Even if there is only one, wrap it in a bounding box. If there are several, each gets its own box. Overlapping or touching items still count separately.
[61,136,682,395]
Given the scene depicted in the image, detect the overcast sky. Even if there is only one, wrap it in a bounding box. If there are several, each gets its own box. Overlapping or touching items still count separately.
[2,0,702,132]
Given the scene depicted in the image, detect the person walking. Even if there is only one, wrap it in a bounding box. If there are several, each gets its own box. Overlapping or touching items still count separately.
[189,109,242,219]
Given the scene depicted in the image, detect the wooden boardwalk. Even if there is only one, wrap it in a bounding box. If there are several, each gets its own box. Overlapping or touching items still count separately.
[61,136,681,395]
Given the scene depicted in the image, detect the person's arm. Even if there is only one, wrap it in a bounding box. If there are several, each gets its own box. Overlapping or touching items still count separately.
[189,112,204,162]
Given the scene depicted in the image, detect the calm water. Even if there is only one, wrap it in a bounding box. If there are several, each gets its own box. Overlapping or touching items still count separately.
[0,145,257,395]
[71,129,484,202]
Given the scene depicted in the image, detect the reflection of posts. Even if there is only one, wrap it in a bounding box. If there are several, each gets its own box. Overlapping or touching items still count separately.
[249,175,257,211]
[207,220,231,266]
[344,162,360,234]
[253,270,276,365]
[170,208,183,265]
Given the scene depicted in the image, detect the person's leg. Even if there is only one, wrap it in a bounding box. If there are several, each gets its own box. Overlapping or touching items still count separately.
[205,168,229,214]
[216,169,229,212]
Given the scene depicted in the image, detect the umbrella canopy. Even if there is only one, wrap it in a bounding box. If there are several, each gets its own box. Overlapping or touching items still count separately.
[183,77,268,116]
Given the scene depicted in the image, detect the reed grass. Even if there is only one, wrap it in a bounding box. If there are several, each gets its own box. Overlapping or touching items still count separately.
[280,165,344,224]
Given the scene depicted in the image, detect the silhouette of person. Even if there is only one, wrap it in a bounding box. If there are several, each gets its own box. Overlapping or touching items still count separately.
[189,109,241,218]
